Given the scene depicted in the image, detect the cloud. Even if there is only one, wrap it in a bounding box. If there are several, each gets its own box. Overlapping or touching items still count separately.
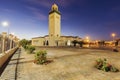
[0,8,14,13]
[24,0,52,8]
[23,0,78,8]
[58,0,87,7]
[33,11,47,20]
[57,0,75,7]
[24,0,86,21]
[26,6,47,21]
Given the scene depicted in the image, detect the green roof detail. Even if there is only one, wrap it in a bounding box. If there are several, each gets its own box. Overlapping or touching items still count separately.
[49,10,61,15]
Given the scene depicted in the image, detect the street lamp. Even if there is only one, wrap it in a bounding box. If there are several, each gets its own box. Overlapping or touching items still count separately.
[1,21,9,27]
[1,21,9,35]
[85,36,90,47]
[111,33,116,41]
[1,21,10,51]
[86,36,89,39]
[86,36,90,42]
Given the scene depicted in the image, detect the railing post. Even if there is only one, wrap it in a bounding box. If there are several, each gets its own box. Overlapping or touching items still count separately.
[2,32,7,53]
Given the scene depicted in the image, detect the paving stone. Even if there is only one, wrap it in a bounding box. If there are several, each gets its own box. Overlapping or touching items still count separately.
[1,48,120,80]
[0,49,20,80]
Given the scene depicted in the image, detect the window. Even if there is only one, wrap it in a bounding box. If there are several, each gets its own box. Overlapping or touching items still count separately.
[33,40,39,44]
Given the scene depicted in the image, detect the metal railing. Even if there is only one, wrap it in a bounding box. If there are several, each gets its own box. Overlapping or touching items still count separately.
[0,34,17,54]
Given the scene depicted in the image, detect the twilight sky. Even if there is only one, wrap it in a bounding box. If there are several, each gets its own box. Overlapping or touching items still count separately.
[0,0,120,40]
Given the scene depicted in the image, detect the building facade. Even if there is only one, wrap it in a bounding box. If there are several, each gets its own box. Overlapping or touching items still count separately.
[32,4,82,46]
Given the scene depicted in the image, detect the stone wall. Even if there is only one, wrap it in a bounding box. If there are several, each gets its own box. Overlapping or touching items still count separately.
[0,47,18,68]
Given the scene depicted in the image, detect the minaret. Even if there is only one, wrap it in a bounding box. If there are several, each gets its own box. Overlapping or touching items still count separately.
[49,4,61,46]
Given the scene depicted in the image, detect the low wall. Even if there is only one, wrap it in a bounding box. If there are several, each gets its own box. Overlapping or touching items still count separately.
[0,47,18,68]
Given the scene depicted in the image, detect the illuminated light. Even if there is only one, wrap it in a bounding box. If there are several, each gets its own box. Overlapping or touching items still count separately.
[111,33,116,41]
[86,36,89,39]
[1,21,9,27]
[111,33,116,37]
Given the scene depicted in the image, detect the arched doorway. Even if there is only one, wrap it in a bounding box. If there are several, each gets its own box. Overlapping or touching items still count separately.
[46,40,49,46]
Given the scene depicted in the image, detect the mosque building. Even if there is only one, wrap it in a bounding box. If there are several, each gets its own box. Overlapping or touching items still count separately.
[32,4,82,46]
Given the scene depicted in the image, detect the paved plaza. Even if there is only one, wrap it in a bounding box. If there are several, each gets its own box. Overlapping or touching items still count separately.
[0,47,120,80]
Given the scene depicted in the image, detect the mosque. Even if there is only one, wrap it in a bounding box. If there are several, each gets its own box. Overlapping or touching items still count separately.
[32,4,82,46]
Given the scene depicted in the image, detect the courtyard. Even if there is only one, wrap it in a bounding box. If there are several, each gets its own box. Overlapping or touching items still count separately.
[1,47,120,80]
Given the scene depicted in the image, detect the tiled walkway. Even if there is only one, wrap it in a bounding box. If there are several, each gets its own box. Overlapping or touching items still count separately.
[0,47,120,80]
[0,48,21,80]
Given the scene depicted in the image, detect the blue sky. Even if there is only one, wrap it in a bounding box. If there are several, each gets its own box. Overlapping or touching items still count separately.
[0,0,120,40]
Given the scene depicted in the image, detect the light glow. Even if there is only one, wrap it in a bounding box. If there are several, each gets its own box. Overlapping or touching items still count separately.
[86,36,89,39]
[111,33,116,37]
[1,21,9,27]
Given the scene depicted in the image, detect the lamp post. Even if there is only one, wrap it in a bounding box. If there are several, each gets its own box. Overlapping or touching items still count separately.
[85,36,90,47]
[1,21,9,35]
[86,36,90,42]
[111,33,116,47]
[111,33,116,41]
[1,21,10,51]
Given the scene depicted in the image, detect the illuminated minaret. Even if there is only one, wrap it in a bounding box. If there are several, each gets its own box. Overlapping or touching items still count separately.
[49,3,61,46]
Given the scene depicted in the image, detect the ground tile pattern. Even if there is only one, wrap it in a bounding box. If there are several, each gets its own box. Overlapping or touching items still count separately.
[0,49,21,80]
[1,47,120,80]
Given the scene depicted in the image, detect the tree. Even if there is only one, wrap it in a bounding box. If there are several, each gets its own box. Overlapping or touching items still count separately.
[78,41,84,47]
[72,40,78,47]
[19,39,31,48]
[27,45,35,54]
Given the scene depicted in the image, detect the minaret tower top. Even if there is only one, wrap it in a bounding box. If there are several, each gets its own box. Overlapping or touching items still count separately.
[51,3,58,11]
[49,3,60,15]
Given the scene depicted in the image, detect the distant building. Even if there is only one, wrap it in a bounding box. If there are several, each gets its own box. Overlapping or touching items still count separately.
[32,4,82,46]
[116,39,120,46]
